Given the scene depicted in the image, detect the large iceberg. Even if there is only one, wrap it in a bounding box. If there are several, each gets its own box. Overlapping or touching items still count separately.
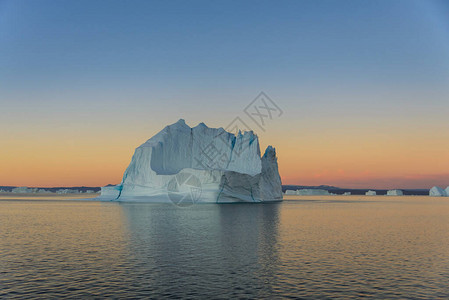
[429,186,447,197]
[98,119,283,203]
[365,190,376,196]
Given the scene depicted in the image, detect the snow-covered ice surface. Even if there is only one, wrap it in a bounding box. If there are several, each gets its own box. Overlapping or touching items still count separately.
[98,119,283,203]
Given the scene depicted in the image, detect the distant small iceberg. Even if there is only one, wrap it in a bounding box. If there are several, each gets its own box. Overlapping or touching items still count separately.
[56,189,80,194]
[365,190,376,196]
[11,187,51,193]
[284,190,297,195]
[298,189,332,196]
[429,186,447,197]
[4,187,98,194]
[387,189,403,196]
[284,189,332,196]
[12,187,37,193]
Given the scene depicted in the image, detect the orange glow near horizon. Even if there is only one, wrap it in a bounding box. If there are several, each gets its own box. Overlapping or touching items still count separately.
[0,137,131,187]
[1,118,449,189]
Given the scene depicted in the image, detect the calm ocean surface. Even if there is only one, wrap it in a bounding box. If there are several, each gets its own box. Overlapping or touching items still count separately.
[1,196,448,299]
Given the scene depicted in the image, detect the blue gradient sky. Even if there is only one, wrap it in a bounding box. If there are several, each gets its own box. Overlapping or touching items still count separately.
[1,0,449,188]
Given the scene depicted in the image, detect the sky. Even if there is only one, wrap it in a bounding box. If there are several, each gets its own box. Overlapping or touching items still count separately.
[1,0,449,189]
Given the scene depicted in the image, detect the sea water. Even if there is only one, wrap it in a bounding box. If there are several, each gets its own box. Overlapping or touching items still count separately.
[1,195,448,298]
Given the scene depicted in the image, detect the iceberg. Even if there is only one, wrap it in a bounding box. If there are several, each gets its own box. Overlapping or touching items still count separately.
[429,186,447,197]
[297,189,330,196]
[10,187,54,194]
[98,119,283,203]
[283,189,332,196]
[387,189,403,196]
[343,192,351,196]
[365,190,376,196]
[11,187,37,193]
[284,189,297,195]
[56,189,80,194]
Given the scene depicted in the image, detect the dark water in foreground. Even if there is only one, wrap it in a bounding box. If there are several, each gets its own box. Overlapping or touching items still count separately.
[1,196,449,299]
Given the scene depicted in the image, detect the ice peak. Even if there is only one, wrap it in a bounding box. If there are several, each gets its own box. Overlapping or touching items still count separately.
[172,118,187,127]
[263,145,276,158]
[265,145,275,152]
[163,119,190,133]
